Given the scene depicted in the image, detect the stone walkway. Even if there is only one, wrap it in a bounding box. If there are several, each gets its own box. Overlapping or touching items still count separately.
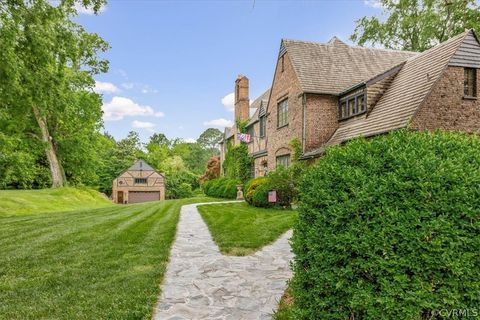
[153,202,293,320]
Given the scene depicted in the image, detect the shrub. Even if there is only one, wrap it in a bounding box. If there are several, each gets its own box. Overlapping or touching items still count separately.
[176,183,193,199]
[244,176,267,205]
[249,166,301,208]
[166,171,199,199]
[223,143,252,183]
[251,182,270,208]
[291,130,480,319]
[202,177,239,199]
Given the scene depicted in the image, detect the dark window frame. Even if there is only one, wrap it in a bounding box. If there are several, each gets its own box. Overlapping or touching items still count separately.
[277,98,289,128]
[339,92,366,120]
[464,68,477,98]
[134,178,147,184]
[259,115,266,137]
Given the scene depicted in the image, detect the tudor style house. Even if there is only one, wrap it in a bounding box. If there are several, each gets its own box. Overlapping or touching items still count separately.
[112,159,165,204]
[220,29,480,177]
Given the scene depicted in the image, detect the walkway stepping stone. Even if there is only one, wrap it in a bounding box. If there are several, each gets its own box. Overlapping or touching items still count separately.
[153,202,293,320]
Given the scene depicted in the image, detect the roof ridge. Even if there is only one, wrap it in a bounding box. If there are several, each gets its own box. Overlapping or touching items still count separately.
[405,29,470,62]
[282,37,418,55]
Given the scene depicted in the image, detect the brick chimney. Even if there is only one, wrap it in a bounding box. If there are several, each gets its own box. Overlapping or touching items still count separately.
[234,75,249,122]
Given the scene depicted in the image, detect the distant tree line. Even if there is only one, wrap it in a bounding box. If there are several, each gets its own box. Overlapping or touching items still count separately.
[0,0,223,195]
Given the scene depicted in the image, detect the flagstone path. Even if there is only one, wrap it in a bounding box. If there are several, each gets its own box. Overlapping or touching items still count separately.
[153,202,293,320]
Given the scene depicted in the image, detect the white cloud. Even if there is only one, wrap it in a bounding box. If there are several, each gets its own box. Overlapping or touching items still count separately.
[121,82,134,90]
[102,96,164,121]
[74,2,107,15]
[183,138,196,143]
[154,111,165,118]
[94,80,119,94]
[132,120,156,132]
[221,92,235,112]
[364,0,384,8]
[203,118,234,128]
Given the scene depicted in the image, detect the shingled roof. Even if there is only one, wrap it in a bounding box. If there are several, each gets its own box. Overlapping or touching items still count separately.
[324,30,472,148]
[282,37,417,95]
[128,159,156,171]
[247,89,270,127]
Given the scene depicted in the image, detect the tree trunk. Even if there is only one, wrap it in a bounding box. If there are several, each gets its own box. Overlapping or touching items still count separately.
[32,106,65,188]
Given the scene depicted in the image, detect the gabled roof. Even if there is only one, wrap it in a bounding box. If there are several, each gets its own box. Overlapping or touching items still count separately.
[128,159,156,171]
[282,37,417,95]
[247,89,270,127]
[326,30,472,147]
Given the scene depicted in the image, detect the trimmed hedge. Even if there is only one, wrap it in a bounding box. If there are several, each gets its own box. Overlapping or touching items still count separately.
[244,176,267,205]
[291,130,480,319]
[202,177,239,199]
[245,166,300,208]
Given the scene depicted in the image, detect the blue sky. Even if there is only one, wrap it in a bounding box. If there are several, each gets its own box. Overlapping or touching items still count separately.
[78,0,382,143]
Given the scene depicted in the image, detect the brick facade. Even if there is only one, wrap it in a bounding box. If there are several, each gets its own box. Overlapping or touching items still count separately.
[265,52,303,172]
[304,94,339,153]
[412,66,480,132]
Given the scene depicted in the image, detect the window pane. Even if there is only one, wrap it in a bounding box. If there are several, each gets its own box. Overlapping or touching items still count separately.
[465,68,477,97]
[358,95,365,112]
[276,155,290,168]
[348,99,355,116]
[277,99,288,127]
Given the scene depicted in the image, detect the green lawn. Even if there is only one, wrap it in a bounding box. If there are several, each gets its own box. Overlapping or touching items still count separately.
[0,196,220,319]
[197,202,297,256]
[0,187,112,217]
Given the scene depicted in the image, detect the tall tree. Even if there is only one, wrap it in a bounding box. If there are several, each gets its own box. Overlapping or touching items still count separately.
[0,0,109,187]
[197,128,222,155]
[350,0,480,52]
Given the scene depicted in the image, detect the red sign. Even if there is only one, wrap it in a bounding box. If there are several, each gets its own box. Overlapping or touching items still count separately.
[268,190,277,203]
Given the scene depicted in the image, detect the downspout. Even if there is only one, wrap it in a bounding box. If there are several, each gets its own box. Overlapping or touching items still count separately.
[302,93,307,153]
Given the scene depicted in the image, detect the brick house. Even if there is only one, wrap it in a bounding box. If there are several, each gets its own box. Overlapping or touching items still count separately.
[112,159,165,204]
[220,30,480,177]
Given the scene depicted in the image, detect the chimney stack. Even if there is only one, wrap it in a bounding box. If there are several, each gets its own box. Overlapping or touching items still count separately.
[234,75,249,123]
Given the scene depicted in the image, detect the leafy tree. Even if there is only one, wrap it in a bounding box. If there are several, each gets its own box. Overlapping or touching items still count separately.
[197,128,222,155]
[350,0,480,52]
[0,0,109,187]
[148,133,170,147]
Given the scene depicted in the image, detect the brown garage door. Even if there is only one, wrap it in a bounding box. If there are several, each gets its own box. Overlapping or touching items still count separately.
[128,191,160,204]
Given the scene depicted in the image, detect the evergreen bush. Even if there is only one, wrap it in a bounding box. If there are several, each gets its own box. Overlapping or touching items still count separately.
[291,130,480,319]
[202,177,239,199]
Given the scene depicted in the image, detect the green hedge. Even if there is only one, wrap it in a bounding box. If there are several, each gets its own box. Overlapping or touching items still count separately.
[202,177,239,199]
[245,166,300,208]
[291,130,480,319]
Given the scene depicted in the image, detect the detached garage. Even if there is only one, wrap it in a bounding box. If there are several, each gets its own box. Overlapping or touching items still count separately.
[112,160,166,204]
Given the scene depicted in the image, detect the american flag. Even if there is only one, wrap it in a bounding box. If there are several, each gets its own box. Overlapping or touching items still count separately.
[236,133,251,143]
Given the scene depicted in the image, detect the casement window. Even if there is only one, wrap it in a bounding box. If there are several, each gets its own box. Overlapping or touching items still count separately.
[339,92,366,120]
[134,178,147,184]
[247,126,254,143]
[259,115,266,137]
[464,68,477,97]
[276,154,290,168]
[277,99,288,128]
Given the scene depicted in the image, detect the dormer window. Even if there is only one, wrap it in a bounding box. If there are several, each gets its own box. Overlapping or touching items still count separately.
[339,92,366,120]
[464,68,477,97]
[134,178,147,184]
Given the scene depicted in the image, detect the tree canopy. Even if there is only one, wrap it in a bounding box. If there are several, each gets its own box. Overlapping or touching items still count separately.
[351,0,480,52]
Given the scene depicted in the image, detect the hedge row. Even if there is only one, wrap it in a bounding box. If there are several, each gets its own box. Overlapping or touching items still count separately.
[291,130,480,319]
[202,177,239,199]
[244,166,301,208]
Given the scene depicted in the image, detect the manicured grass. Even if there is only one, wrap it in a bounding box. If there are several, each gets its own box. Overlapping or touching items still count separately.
[197,202,297,256]
[0,187,112,217]
[273,284,295,320]
[0,197,220,319]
